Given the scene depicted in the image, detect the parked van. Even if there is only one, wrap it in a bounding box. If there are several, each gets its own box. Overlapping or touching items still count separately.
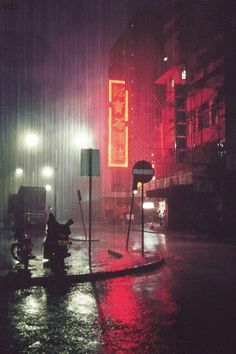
[15,186,47,229]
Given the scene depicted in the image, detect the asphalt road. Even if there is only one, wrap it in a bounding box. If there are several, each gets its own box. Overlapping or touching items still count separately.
[1,231,236,353]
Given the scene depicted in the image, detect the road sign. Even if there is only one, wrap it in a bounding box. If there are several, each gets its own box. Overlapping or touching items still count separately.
[81,149,100,176]
[132,160,154,184]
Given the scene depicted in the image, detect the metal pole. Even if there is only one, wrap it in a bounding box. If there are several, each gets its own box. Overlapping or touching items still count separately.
[78,190,87,240]
[141,182,144,256]
[88,149,92,266]
[126,188,135,251]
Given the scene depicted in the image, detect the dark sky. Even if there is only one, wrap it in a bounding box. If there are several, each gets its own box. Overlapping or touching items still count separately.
[0,0,161,109]
[0,0,163,151]
[0,0,163,212]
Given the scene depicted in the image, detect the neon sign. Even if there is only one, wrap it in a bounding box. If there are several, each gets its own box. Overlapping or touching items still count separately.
[108,80,128,167]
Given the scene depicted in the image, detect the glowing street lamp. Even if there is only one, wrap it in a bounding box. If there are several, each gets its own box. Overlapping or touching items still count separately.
[15,168,23,177]
[72,133,92,149]
[24,133,39,149]
[42,166,53,178]
[45,184,52,192]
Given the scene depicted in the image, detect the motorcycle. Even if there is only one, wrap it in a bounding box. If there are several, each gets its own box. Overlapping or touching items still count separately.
[43,215,73,268]
[10,231,35,269]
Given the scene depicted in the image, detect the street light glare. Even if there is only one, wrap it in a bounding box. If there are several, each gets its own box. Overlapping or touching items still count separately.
[42,166,53,177]
[73,134,92,148]
[15,168,23,176]
[25,133,39,148]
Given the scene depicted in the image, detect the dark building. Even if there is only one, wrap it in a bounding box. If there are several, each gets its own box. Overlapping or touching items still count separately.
[147,0,236,237]
[105,0,236,234]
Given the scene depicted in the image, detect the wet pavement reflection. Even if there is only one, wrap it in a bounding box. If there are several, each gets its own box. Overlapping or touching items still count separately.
[0,284,103,353]
[1,228,236,353]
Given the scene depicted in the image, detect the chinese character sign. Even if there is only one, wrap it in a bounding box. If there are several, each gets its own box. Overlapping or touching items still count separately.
[108,80,128,167]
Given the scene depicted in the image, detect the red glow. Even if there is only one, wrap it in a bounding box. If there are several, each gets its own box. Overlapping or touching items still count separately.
[95,277,141,352]
[108,80,128,167]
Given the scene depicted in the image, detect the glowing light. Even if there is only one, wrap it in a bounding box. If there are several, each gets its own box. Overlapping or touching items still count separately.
[143,200,155,210]
[25,133,39,148]
[42,166,53,177]
[181,69,187,80]
[164,56,168,61]
[108,80,128,167]
[73,133,92,149]
[15,168,23,176]
[45,184,52,191]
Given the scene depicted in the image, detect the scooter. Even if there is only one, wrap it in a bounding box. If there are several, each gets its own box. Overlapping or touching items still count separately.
[10,231,35,269]
[43,216,73,268]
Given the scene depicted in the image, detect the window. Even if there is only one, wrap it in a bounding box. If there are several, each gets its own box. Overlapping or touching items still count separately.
[176,124,187,136]
[198,102,210,129]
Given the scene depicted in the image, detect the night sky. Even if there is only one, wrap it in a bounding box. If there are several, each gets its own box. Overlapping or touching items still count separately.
[0,0,163,215]
[0,0,161,122]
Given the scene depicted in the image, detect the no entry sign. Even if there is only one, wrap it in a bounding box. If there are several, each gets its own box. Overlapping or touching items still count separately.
[132,160,154,184]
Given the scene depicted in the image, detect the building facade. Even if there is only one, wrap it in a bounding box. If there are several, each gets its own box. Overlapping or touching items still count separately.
[147,0,236,236]
[106,0,236,235]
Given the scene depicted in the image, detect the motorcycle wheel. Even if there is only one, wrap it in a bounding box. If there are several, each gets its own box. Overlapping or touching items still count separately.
[10,242,23,262]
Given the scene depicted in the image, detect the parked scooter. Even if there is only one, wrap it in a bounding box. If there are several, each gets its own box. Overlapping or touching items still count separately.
[10,230,35,269]
[43,213,73,268]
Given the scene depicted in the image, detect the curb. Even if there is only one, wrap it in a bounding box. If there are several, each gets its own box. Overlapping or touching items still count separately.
[0,257,165,291]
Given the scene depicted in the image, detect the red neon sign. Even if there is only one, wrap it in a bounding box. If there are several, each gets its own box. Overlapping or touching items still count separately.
[108,80,128,167]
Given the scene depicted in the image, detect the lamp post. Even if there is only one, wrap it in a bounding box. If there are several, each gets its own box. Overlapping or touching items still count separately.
[24,132,39,185]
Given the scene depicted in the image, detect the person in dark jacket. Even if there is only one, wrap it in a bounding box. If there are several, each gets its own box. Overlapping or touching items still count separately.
[44,213,73,260]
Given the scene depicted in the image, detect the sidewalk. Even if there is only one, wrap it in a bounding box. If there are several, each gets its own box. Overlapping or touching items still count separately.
[0,224,166,291]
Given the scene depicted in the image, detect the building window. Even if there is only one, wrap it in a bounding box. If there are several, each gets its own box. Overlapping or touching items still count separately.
[176,124,187,136]
[211,104,218,125]
[198,102,210,129]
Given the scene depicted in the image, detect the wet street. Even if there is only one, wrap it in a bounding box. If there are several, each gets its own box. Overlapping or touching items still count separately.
[1,232,236,353]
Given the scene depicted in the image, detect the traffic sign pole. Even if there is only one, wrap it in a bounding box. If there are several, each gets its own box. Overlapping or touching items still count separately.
[141,182,144,256]
[127,160,154,256]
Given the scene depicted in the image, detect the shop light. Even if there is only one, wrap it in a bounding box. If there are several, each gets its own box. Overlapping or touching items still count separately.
[143,200,155,210]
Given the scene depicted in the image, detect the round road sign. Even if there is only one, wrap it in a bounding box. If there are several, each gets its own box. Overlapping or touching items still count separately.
[132,160,154,184]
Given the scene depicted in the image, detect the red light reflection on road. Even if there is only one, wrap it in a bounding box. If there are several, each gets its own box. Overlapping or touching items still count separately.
[94,277,142,353]
[99,278,137,324]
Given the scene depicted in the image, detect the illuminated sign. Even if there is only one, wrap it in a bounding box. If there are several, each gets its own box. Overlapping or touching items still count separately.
[108,80,128,167]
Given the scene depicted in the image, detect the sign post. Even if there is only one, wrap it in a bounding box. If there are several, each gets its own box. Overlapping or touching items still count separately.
[126,160,154,256]
[81,149,100,266]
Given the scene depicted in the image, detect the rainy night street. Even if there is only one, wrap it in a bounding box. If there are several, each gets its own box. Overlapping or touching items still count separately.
[1,225,236,354]
[1,0,236,353]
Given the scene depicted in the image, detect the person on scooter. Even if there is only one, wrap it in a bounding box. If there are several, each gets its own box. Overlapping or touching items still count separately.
[44,213,73,260]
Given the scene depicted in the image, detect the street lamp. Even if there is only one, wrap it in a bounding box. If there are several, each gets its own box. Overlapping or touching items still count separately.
[41,166,54,178]
[15,168,23,177]
[24,133,39,149]
[22,132,40,185]
[45,184,52,192]
[72,133,93,149]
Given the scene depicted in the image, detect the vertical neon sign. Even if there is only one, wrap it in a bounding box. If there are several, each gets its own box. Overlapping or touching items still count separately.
[108,80,128,167]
